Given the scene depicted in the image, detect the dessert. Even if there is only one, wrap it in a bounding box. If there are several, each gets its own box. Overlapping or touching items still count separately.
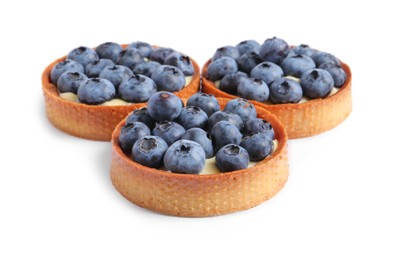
[42,42,200,141]
[110,94,289,216]
[201,37,352,139]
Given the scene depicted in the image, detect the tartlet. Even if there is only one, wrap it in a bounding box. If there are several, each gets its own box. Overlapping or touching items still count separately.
[42,45,200,141]
[201,60,352,139]
[110,98,289,217]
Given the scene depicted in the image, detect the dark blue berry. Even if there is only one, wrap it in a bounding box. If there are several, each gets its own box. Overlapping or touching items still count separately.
[212,46,240,61]
[176,106,208,130]
[211,121,242,152]
[219,71,248,95]
[164,53,194,76]
[119,121,151,153]
[57,71,88,94]
[250,61,284,85]
[318,63,346,87]
[150,47,176,64]
[67,46,99,67]
[280,54,316,78]
[244,118,274,139]
[237,77,269,102]
[50,59,84,84]
[240,133,273,161]
[206,57,238,81]
[269,78,303,104]
[292,44,318,57]
[125,107,156,130]
[132,135,168,168]
[259,37,290,64]
[147,91,183,122]
[311,51,341,66]
[237,52,263,74]
[95,42,122,63]
[207,110,244,131]
[215,144,249,172]
[236,40,261,56]
[186,92,221,117]
[133,61,161,77]
[77,78,116,105]
[99,65,133,90]
[153,121,185,146]
[181,128,214,159]
[223,98,257,124]
[127,41,153,58]
[118,74,157,103]
[85,59,115,78]
[116,48,144,70]
[300,69,334,98]
[151,65,185,92]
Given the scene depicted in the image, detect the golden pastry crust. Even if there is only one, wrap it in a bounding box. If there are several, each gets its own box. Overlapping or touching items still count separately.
[110,98,289,217]
[42,46,200,141]
[202,60,352,139]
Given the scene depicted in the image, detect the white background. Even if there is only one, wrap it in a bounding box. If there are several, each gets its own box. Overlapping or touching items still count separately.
[1,0,397,259]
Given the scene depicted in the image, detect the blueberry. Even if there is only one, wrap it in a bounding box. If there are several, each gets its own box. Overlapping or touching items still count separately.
[153,121,185,146]
[211,121,242,152]
[164,52,194,76]
[118,74,157,103]
[125,107,156,130]
[163,140,206,174]
[244,118,274,139]
[237,77,269,102]
[269,78,303,104]
[212,46,240,61]
[181,128,214,158]
[67,46,99,67]
[318,63,347,87]
[206,57,238,81]
[132,135,168,168]
[207,110,244,131]
[219,71,248,95]
[99,65,133,90]
[77,78,116,105]
[50,59,84,84]
[147,91,183,122]
[118,121,151,154]
[57,71,88,94]
[259,37,290,64]
[280,54,316,78]
[223,98,257,124]
[311,51,341,66]
[250,61,284,85]
[149,47,176,64]
[176,106,208,130]
[85,59,115,78]
[95,42,123,63]
[127,41,153,58]
[236,40,261,56]
[215,144,249,172]
[300,69,334,98]
[116,48,144,70]
[151,65,185,92]
[133,61,161,77]
[240,133,273,161]
[292,44,318,57]
[237,52,263,74]
[186,92,221,117]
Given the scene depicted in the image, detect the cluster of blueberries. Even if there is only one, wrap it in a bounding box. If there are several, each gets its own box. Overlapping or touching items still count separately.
[206,37,347,103]
[50,41,194,104]
[119,91,275,174]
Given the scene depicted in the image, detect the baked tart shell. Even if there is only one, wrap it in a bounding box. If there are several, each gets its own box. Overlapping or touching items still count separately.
[110,98,289,217]
[201,60,352,139]
[42,47,200,141]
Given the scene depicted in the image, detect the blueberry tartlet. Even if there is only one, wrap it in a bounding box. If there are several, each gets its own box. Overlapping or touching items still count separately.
[201,37,352,139]
[42,42,200,141]
[110,93,288,217]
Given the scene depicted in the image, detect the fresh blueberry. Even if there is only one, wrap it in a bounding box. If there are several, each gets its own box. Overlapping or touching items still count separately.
[219,71,248,95]
[206,57,238,81]
[269,78,303,104]
[95,42,122,63]
[292,44,318,57]
[259,37,290,64]
[127,41,153,58]
[311,51,341,66]
[77,78,116,105]
[164,52,194,76]
[211,121,242,152]
[163,140,206,174]
[67,46,99,67]
[318,63,347,87]
[240,133,273,161]
[147,91,183,122]
[176,106,208,130]
[250,61,284,85]
[133,61,161,77]
[132,135,168,168]
[118,74,157,103]
[237,52,263,74]
[215,144,249,172]
[99,65,133,90]
[237,77,269,102]
[85,59,115,78]
[118,121,151,154]
[181,128,214,158]
[280,54,316,78]
[212,46,240,61]
[57,71,88,94]
[149,47,176,64]
[207,110,244,131]
[125,107,156,130]
[223,98,257,124]
[236,40,261,56]
[153,121,185,146]
[50,59,84,84]
[151,65,185,92]
[300,69,334,98]
[186,92,221,117]
[244,118,274,139]
[116,48,144,70]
